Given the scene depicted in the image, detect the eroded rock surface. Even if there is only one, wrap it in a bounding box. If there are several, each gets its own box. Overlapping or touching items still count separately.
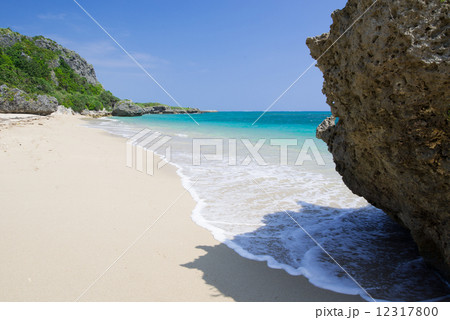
[307,0,449,278]
[0,84,58,115]
[112,100,145,117]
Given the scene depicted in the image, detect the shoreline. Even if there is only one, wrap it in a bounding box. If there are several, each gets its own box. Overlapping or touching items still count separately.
[0,114,363,301]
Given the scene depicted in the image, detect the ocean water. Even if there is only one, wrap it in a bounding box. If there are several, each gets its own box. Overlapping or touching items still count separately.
[87,111,449,301]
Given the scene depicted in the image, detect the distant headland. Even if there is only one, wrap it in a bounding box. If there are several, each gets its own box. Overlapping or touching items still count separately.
[0,28,214,117]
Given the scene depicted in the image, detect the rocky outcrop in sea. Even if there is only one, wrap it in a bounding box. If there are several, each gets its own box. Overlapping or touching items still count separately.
[307,0,449,278]
[112,100,204,117]
[112,100,146,117]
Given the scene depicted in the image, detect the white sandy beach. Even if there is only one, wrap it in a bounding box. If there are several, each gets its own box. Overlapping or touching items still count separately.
[0,114,363,301]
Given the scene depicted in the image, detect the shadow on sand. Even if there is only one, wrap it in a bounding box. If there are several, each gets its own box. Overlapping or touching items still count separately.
[182,243,363,302]
[182,201,450,302]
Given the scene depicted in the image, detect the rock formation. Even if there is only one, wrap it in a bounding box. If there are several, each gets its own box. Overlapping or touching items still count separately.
[0,84,58,115]
[307,0,449,278]
[112,100,146,116]
[112,100,206,117]
[80,108,111,118]
[34,38,98,85]
[52,105,75,116]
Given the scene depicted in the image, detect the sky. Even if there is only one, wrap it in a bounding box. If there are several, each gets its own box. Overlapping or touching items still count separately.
[1,0,347,111]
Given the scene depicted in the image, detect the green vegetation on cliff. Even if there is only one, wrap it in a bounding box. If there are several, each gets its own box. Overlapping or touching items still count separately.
[0,28,119,112]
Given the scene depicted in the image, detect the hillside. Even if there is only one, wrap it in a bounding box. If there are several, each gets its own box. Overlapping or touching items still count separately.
[0,28,208,116]
[0,28,120,113]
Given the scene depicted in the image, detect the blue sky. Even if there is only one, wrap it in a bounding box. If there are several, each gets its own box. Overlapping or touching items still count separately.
[1,0,347,111]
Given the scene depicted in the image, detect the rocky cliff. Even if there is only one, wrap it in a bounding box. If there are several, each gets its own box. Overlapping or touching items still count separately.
[0,28,118,113]
[0,29,98,85]
[307,0,449,278]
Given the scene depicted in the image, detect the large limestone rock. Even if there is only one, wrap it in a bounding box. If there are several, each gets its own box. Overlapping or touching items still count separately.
[307,0,449,278]
[152,105,169,113]
[52,105,75,116]
[80,108,111,118]
[0,85,58,115]
[112,100,144,117]
[142,107,155,114]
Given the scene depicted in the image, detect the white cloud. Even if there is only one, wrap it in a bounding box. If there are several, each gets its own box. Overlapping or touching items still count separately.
[86,57,137,68]
[43,34,75,47]
[77,41,117,56]
[35,34,169,71]
[76,42,169,69]
[86,54,167,69]
[37,13,67,20]
[131,52,170,66]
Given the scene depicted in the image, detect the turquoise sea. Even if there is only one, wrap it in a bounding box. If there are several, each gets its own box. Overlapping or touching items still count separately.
[89,111,449,301]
